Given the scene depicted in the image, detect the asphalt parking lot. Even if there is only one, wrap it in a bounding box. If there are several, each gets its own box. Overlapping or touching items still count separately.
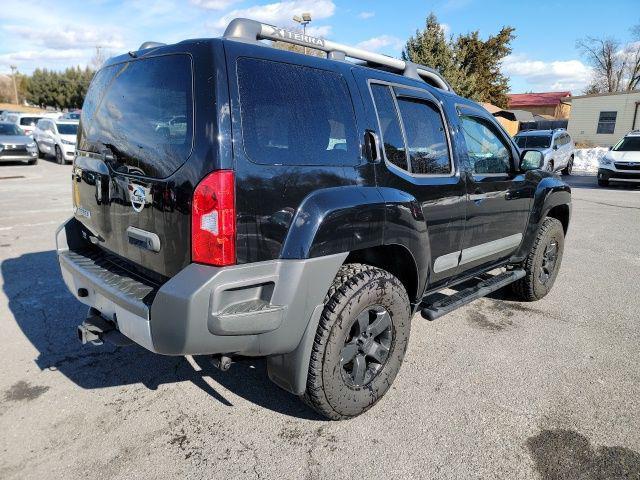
[1,159,639,480]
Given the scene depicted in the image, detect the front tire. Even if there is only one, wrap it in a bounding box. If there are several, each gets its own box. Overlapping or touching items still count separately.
[303,263,411,420]
[598,178,609,187]
[55,145,64,165]
[512,217,565,301]
[562,155,573,175]
[35,141,44,159]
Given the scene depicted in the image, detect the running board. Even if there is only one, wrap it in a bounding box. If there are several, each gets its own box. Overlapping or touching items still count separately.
[421,269,525,321]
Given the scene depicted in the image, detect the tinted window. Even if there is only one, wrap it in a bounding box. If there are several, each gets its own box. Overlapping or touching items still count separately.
[237,58,358,166]
[515,135,551,149]
[57,123,78,135]
[370,84,408,171]
[79,54,193,178]
[0,123,21,135]
[597,111,617,134]
[613,136,640,151]
[20,117,42,126]
[396,98,450,174]
[460,116,511,174]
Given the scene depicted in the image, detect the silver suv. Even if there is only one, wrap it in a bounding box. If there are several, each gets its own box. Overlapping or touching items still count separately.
[514,129,575,175]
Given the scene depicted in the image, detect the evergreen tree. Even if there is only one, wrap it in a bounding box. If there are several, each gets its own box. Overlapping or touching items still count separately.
[402,13,515,108]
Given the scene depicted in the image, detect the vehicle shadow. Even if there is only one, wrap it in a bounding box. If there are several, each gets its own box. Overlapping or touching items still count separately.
[563,172,640,191]
[1,250,321,420]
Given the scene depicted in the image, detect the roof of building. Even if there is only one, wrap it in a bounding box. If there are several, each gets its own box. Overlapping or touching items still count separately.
[508,91,572,107]
[566,90,640,100]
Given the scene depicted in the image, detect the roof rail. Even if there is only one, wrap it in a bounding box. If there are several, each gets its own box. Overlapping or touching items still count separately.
[223,18,452,92]
[138,41,166,50]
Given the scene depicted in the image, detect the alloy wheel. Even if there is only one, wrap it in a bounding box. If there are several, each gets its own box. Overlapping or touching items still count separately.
[340,305,393,387]
[539,241,558,284]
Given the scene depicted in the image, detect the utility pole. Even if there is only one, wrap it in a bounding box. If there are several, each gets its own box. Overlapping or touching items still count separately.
[293,13,312,55]
[10,65,19,105]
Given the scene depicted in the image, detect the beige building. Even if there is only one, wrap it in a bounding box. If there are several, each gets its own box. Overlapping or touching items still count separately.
[567,91,640,146]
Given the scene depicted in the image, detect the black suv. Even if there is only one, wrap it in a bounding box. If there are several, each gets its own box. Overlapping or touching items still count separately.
[57,18,571,420]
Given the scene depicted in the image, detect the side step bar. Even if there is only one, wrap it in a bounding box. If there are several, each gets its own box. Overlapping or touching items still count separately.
[421,269,525,321]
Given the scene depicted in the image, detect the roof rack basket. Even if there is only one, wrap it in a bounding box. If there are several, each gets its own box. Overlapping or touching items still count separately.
[223,18,452,92]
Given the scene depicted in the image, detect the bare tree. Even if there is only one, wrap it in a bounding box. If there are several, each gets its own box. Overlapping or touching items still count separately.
[578,24,640,93]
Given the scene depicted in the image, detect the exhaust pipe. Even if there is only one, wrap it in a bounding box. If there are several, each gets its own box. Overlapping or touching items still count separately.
[77,309,133,347]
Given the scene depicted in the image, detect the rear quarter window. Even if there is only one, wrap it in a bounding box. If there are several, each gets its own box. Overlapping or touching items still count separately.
[236,57,359,166]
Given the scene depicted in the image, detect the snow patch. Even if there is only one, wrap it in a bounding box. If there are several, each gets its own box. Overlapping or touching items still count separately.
[573,148,608,173]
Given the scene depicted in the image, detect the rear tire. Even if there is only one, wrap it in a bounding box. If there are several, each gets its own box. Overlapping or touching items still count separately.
[303,263,411,420]
[55,145,64,165]
[511,217,564,302]
[598,178,609,187]
[562,155,573,175]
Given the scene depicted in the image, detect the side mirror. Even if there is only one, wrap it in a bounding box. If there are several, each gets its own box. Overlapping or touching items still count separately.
[520,150,544,171]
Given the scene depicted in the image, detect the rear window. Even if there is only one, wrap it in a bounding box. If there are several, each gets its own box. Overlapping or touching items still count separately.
[515,135,551,149]
[237,57,358,166]
[20,117,42,126]
[79,54,193,178]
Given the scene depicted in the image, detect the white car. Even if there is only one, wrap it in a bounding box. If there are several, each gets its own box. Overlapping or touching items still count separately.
[33,119,79,164]
[514,129,575,175]
[3,113,45,137]
[598,130,640,186]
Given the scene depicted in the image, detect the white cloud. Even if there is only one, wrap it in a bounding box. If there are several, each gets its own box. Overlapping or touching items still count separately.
[306,25,332,38]
[440,23,451,36]
[357,11,375,19]
[189,0,242,10]
[0,49,88,68]
[356,35,404,53]
[4,25,124,50]
[211,0,336,32]
[502,54,593,92]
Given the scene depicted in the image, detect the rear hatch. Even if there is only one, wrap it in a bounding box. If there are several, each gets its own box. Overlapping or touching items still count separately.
[73,48,206,278]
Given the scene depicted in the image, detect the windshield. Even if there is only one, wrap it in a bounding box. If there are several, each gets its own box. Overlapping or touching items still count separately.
[80,54,193,178]
[19,117,43,126]
[0,123,22,135]
[515,135,551,149]
[613,136,640,152]
[57,123,78,135]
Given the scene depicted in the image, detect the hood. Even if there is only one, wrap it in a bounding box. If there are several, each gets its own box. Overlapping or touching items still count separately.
[607,150,640,162]
[0,135,33,145]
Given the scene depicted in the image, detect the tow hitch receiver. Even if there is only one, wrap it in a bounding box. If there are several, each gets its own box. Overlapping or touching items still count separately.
[77,309,133,347]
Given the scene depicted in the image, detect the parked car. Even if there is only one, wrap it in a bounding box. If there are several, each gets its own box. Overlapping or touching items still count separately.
[0,122,39,164]
[61,110,81,120]
[598,130,640,186]
[33,119,79,164]
[3,113,45,137]
[56,18,571,420]
[514,129,575,175]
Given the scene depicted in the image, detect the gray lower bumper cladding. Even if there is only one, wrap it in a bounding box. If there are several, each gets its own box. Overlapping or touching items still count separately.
[56,218,346,393]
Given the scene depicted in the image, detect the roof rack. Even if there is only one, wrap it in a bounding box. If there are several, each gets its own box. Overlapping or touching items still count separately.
[138,41,166,50]
[223,18,452,92]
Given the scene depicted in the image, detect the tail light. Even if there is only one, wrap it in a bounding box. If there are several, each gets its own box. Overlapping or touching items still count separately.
[191,170,236,266]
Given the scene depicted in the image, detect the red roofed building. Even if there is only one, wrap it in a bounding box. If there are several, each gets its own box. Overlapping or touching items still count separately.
[508,91,572,119]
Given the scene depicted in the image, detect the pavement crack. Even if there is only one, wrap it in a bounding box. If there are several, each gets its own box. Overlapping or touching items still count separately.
[575,198,640,210]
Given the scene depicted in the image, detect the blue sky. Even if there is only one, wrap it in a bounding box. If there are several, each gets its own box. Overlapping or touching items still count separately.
[0,0,638,93]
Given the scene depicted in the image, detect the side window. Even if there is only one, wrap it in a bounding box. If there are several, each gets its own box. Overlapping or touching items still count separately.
[370,84,408,171]
[460,115,512,175]
[396,98,451,175]
[237,58,358,166]
[597,111,617,134]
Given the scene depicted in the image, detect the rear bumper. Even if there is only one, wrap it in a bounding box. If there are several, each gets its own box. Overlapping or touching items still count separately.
[598,168,640,183]
[56,217,346,357]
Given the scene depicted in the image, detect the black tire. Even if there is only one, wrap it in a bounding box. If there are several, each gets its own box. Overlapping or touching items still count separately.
[562,155,573,175]
[27,157,38,165]
[546,160,554,172]
[34,141,43,159]
[55,145,64,165]
[598,178,609,187]
[303,263,411,420]
[511,217,564,301]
